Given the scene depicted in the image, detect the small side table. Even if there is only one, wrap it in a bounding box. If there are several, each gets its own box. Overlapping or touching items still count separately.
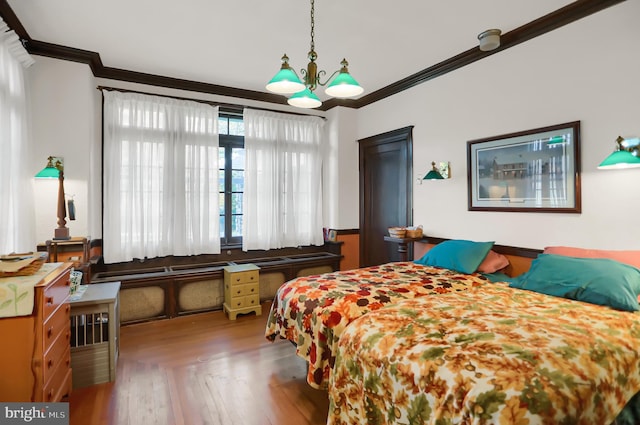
[223,264,261,320]
[384,236,423,262]
[69,281,120,388]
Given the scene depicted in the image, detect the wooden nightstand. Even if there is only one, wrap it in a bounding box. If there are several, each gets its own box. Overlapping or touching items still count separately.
[223,264,261,320]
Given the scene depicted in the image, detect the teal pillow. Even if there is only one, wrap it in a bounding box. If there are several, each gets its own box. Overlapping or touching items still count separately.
[414,240,494,274]
[509,254,640,311]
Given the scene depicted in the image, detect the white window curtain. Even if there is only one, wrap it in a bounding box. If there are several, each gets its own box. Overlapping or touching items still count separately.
[242,108,325,251]
[0,18,35,254]
[103,91,220,263]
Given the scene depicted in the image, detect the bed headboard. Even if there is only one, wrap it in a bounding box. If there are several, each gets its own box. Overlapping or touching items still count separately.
[413,237,542,277]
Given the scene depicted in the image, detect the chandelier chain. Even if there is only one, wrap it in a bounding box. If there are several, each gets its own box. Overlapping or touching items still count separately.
[310,0,315,52]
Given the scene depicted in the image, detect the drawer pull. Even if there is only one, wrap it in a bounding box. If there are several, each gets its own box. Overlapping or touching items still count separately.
[47,327,53,338]
[47,359,54,369]
[236,290,241,295]
[47,389,53,401]
[46,296,54,305]
[250,288,255,293]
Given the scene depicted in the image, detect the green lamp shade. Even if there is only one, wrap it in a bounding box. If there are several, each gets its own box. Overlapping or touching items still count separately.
[287,88,322,109]
[35,165,60,179]
[266,68,306,94]
[325,72,364,98]
[598,150,640,169]
[423,170,444,180]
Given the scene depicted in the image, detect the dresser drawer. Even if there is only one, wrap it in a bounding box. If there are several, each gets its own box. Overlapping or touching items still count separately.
[42,346,71,402]
[42,329,71,385]
[42,269,71,319]
[228,270,258,285]
[43,303,71,349]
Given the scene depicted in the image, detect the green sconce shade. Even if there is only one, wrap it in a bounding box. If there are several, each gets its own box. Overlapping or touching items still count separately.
[266,54,306,95]
[422,161,448,180]
[598,150,640,169]
[423,169,444,180]
[598,136,640,170]
[325,60,364,98]
[35,157,62,178]
[287,88,322,109]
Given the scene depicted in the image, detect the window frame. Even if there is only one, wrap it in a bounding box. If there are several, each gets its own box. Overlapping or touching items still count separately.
[219,117,244,248]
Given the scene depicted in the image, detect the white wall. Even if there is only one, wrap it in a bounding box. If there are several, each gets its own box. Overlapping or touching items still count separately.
[323,106,359,229]
[355,1,640,250]
[29,57,95,244]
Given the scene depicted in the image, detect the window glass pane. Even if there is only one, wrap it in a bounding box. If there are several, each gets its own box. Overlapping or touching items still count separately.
[219,216,225,238]
[218,117,228,135]
[218,169,225,192]
[231,214,242,237]
[219,193,225,215]
[228,118,244,136]
[218,147,225,169]
[231,193,243,215]
[231,170,244,192]
[232,148,245,169]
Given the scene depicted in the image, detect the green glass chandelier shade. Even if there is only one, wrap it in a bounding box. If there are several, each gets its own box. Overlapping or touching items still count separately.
[266,67,306,95]
[325,70,363,98]
[287,88,322,109]
[597,150,640,169]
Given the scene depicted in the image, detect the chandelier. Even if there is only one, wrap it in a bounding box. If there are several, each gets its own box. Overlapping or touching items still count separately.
[265,0,364,109]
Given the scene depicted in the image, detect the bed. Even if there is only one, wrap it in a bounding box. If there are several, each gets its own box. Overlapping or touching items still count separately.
[327,252,640,424]
[265,261,491,389]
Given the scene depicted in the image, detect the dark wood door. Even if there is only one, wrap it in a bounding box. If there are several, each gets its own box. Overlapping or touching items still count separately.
[359,126,413,267]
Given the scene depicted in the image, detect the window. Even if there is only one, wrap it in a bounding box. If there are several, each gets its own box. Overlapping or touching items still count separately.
[103,91,220,263]
[218,114,245,246]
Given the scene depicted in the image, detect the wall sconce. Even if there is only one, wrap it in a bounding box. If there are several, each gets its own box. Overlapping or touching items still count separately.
[478,29,501,52]
[35,156,71,240]
[598,136,640,170]
[418,161,451,184]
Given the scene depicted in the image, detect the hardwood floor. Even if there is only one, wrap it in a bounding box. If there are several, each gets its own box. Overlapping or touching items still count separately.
[69,302,329,425]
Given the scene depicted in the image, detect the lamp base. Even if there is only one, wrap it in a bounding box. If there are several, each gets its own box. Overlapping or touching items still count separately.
[54,227,71,240]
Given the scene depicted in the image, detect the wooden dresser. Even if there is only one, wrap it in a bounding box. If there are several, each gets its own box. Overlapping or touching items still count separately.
[0,262,73,402]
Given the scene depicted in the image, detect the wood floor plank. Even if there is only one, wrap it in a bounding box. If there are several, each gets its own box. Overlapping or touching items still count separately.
[69,302,328,425]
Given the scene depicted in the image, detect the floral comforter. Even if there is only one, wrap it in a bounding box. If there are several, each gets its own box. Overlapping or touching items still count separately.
[328,282,640,425]
[264,262,489,389]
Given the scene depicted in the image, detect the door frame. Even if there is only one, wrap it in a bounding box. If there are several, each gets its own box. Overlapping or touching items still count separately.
[358,126,414,266]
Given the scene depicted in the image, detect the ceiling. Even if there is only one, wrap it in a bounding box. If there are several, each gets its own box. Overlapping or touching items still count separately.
[4,0,585,108]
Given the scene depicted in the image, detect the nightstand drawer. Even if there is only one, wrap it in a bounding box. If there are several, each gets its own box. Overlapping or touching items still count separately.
[245,294,260,307]
[229,297,246,309]
[228,282,259,298]
[228,270,258,285]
